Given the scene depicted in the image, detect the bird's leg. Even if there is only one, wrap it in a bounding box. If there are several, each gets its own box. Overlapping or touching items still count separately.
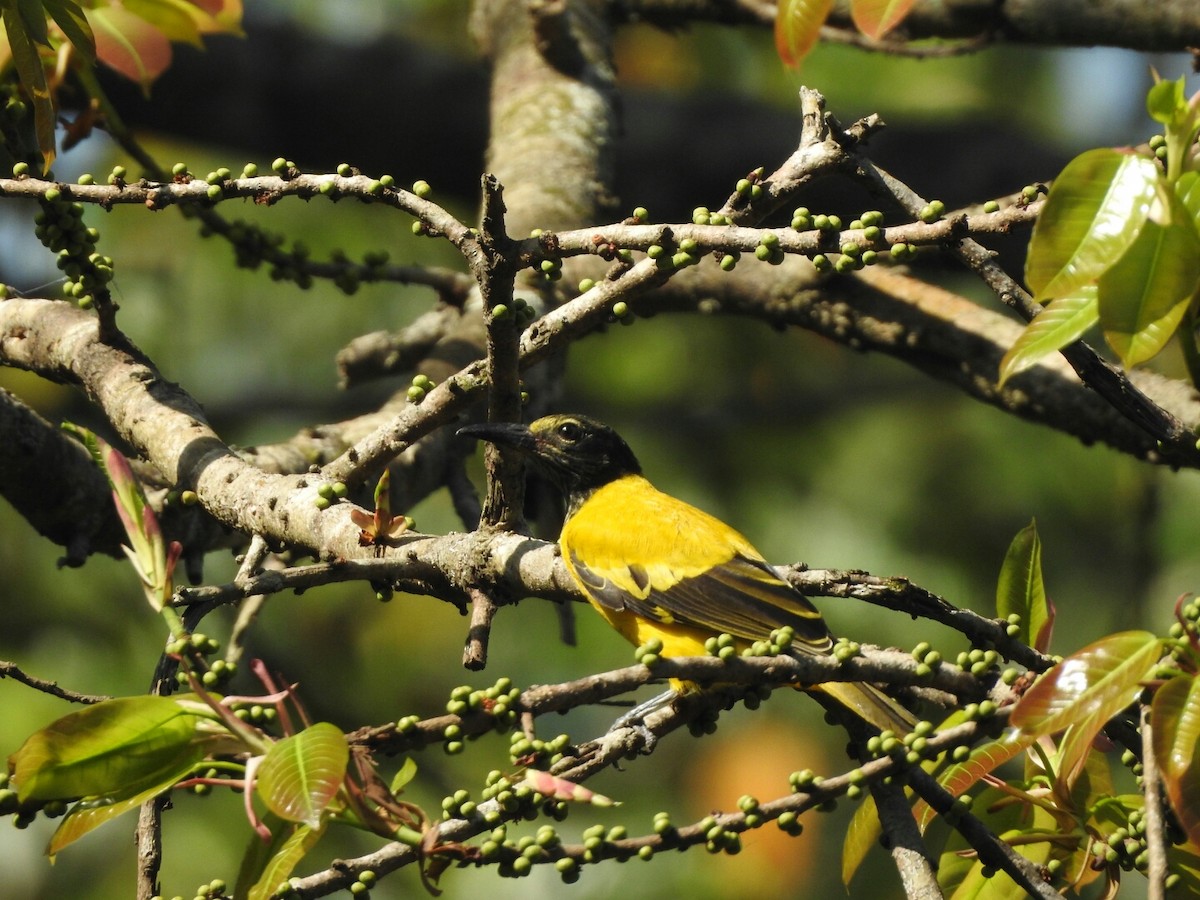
[604,688,678,753]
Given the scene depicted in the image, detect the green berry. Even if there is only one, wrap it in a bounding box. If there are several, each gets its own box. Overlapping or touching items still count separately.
[172,162,188,176]
[12,161,29,177]
[983,200,999,213]
[271,157,288,173]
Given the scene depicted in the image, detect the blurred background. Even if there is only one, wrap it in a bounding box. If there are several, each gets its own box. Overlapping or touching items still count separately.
[1,2,1198,897]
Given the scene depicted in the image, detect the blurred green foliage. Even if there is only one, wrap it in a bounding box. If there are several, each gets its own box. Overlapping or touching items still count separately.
[2,6,1198,899]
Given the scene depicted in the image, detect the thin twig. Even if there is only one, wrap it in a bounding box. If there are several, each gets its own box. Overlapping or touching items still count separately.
[1141,703,1169,900]
[870,778,943,899]
[0,660,108,704]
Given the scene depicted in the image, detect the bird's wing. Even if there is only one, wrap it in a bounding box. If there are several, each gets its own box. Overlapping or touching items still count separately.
[567,550,832,651]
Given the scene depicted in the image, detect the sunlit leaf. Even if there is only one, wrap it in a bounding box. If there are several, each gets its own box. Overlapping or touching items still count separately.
[238,815,324,900]
[188,0,243,33]
[842,793,880,887]
[1025,149,1161,301]
[1176,171,1200,222]
[1151,672,1200,846]
[8,695,211,802]
[1098,186,1200,368]
[86,5,172,90]
[389,757,418,795]
[47,757,198,855]
[774,0,833,68]
[256,722,348,828]
[1147,76,1188,126]
[850,0,916,39]
[1011,631,1162,738]
[1167,845,1200,896]
[998,286,1099,388]
[913,731,1034,833]
[994,520,1050,649]
[120,0,208,46]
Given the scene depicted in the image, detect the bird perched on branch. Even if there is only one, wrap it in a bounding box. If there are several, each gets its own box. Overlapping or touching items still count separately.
[459,413,912,734]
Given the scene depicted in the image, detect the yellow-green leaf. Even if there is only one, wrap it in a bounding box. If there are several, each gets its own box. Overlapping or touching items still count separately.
[914,731,1034,833]
[1151,672,1200,847]
[1025,149,1160,301]
[997,286,1098,388]
[8,695,209,803]
[256,722,348,828]
[43,0,93,58]
[994,519,1051,650]
[1098,185,1200,368]
[1011,630,1162,738]
[48,759,198,856]
[774,0,833,69]
[850,0,916,40]
[238,814,324,900]
[841,793,880,887]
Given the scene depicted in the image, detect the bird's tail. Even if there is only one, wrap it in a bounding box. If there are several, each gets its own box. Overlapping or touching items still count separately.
[815,680,917,735]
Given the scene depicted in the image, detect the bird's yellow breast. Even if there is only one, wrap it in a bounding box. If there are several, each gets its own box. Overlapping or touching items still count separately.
[560,474,764,652]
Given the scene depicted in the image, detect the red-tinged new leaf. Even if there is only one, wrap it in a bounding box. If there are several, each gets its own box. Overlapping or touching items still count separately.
[1025,149,1160,301]
[256,722,348,828]
[850,0,916,40]
[997,286,1098,388]
[521,769,616,806]
[842,793,880,887]
[87,5,172,90]
[774,0,833,69]
[913,731,1035,833]
[1098,186,1200,368]
[8,695,209,803]
[1151,673,1200,846]
[1011,631,1163,738]
[994,520,1050,649]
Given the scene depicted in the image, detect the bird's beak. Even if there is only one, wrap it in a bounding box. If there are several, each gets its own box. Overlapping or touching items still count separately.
[457,421,537,453]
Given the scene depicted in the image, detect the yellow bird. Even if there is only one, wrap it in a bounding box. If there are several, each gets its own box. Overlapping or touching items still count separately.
[460,413,912,734]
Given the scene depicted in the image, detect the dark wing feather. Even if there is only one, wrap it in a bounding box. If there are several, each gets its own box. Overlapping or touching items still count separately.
[569,550,832,652]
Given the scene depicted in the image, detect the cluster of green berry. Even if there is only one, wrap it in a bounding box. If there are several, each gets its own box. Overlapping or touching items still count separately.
[17,165,113,309]
[508,730,571,767]
[864,719,940,766]
[0,770,57,829]
[910,640,944,677]
[695,813,743,855]
[406,372,437,403]
[167,632,235,690]
[489,296,536,324]
[445,678,521,732]
[313,479,348,509]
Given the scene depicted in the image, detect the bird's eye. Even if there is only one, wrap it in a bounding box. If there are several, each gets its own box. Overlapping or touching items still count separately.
[556,421,582,443]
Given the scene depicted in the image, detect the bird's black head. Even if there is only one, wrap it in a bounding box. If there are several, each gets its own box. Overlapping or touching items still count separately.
[458,414,642,508]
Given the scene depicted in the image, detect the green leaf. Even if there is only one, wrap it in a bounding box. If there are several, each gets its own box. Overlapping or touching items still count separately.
[256,722,348,828]
[43,0,93,58]
[1152,672,1200,846]
[1025,149,1161,301]
[237,814,324,900]
[47,760,197,855]
[994,520,1051,650]
[841,793,882,887]
[120,0,206,47]
[1011,630,1162,738]
[1176,171,1200,222]
[773,0,833,69]
[2,2,56,169]
[389,756,418,794]
[850,0,916,40]
[1098,185,1200,367]
[997,287,1098,389]
[8,695,211,803]
[1147,76,1187,126]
